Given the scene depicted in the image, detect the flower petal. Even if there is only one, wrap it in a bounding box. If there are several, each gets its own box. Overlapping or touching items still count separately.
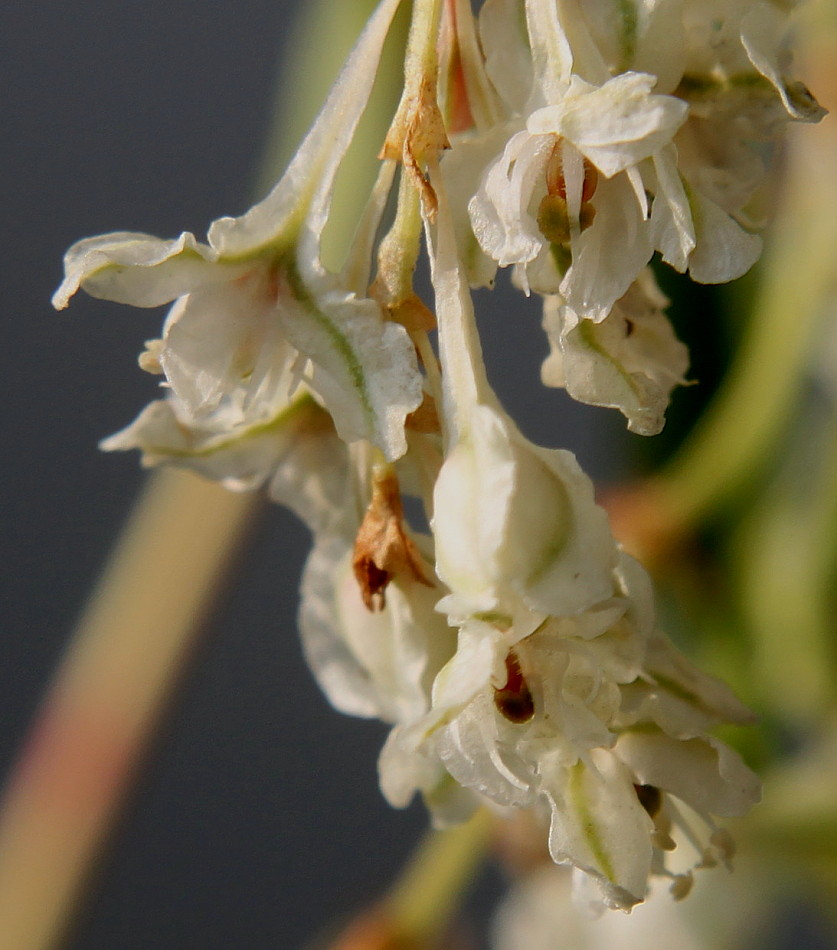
[528,73,687,178]
[649,146,697,273]
[740,1,827,122]
[616,731,761,818]
[159,269,292,422]
[686,188,762,284]
[542,272,689,436]
[544,752,653,910]
[560,174,653,321]
[278,262,423,460]
[52,231,228,310]
[299,530,451,723]
[479,0,534,114]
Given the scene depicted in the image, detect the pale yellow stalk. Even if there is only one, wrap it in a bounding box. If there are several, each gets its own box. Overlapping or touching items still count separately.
[0,471,258,950]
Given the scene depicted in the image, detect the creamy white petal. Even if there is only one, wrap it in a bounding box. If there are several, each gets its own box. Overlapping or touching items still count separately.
[101,393,350,530]
[53,231,232,310]
[616,732,762,818]
[740,1,827,122]
[479,0,534,114]
[545,752,653,910]
[578,0,686,94]
[277,264,423,460]
[560,175,653,321]
[542,274,689,436]
[159,270,292,422]
[442,123,516,288]
[524,0,573,97]
[264,404,353,536]
[618,632,757,739]
[469,129,552,269]
[686,188,762,284]
[527,74,687,179]
[650,147,697,273]
[100,399,288,491]
[299,531,452,723]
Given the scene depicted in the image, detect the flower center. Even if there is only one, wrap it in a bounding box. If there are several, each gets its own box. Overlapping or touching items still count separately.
[494,651,535,724]
[537,141,598,246]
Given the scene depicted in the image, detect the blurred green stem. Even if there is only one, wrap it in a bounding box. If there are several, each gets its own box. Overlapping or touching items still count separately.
[387,809,493,948]
[653,118,837,529]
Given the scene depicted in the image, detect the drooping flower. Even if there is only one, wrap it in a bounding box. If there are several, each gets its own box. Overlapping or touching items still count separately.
[467,0,688,313]
[54,0,422,465]
[298,442,457,728]
[469,69,687,312]
[541,269,690,436]
[377,163,760,911]
[464,0,825,309]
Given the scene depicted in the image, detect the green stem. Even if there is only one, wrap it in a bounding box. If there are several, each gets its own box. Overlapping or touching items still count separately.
[387,809,493,947]
[653,116,837,529]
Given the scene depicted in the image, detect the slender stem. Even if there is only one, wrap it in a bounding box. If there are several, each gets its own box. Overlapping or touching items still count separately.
[401,0,444,100]
[0,471,258,950]
[375,168,424,306]
[387,809,493,947]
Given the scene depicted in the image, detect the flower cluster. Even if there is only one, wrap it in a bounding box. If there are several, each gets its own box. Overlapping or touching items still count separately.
[55,0,821,913]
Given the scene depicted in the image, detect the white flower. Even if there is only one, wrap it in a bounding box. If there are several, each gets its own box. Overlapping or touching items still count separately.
[429,162,617,624]
[383,546,759,910]
[376,166,761,909]
[541,270,689,436]
[54,0,422,463]
[103,392,353,535]
[299,523,454,725]
[468,71,687,313]
[464,0,824,301]
[650,0,826,281]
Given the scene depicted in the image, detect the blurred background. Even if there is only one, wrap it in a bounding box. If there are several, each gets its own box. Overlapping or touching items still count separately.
[1,1,836,948]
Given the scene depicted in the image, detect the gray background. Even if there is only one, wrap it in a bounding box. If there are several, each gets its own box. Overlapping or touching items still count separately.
[1,2,632,947]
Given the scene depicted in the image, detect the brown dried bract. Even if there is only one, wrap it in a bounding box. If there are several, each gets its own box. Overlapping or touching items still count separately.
[381,75,450,217]
[352,467,433,611]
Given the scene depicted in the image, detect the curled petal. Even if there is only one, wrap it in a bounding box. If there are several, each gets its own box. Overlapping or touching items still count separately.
[542,272,689,436]
[527,74,687,179]
[469,129,552,269]
[53,231,228,310]
[741,2,827,123]
[616,732,761,819]
[650,146,697,273]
